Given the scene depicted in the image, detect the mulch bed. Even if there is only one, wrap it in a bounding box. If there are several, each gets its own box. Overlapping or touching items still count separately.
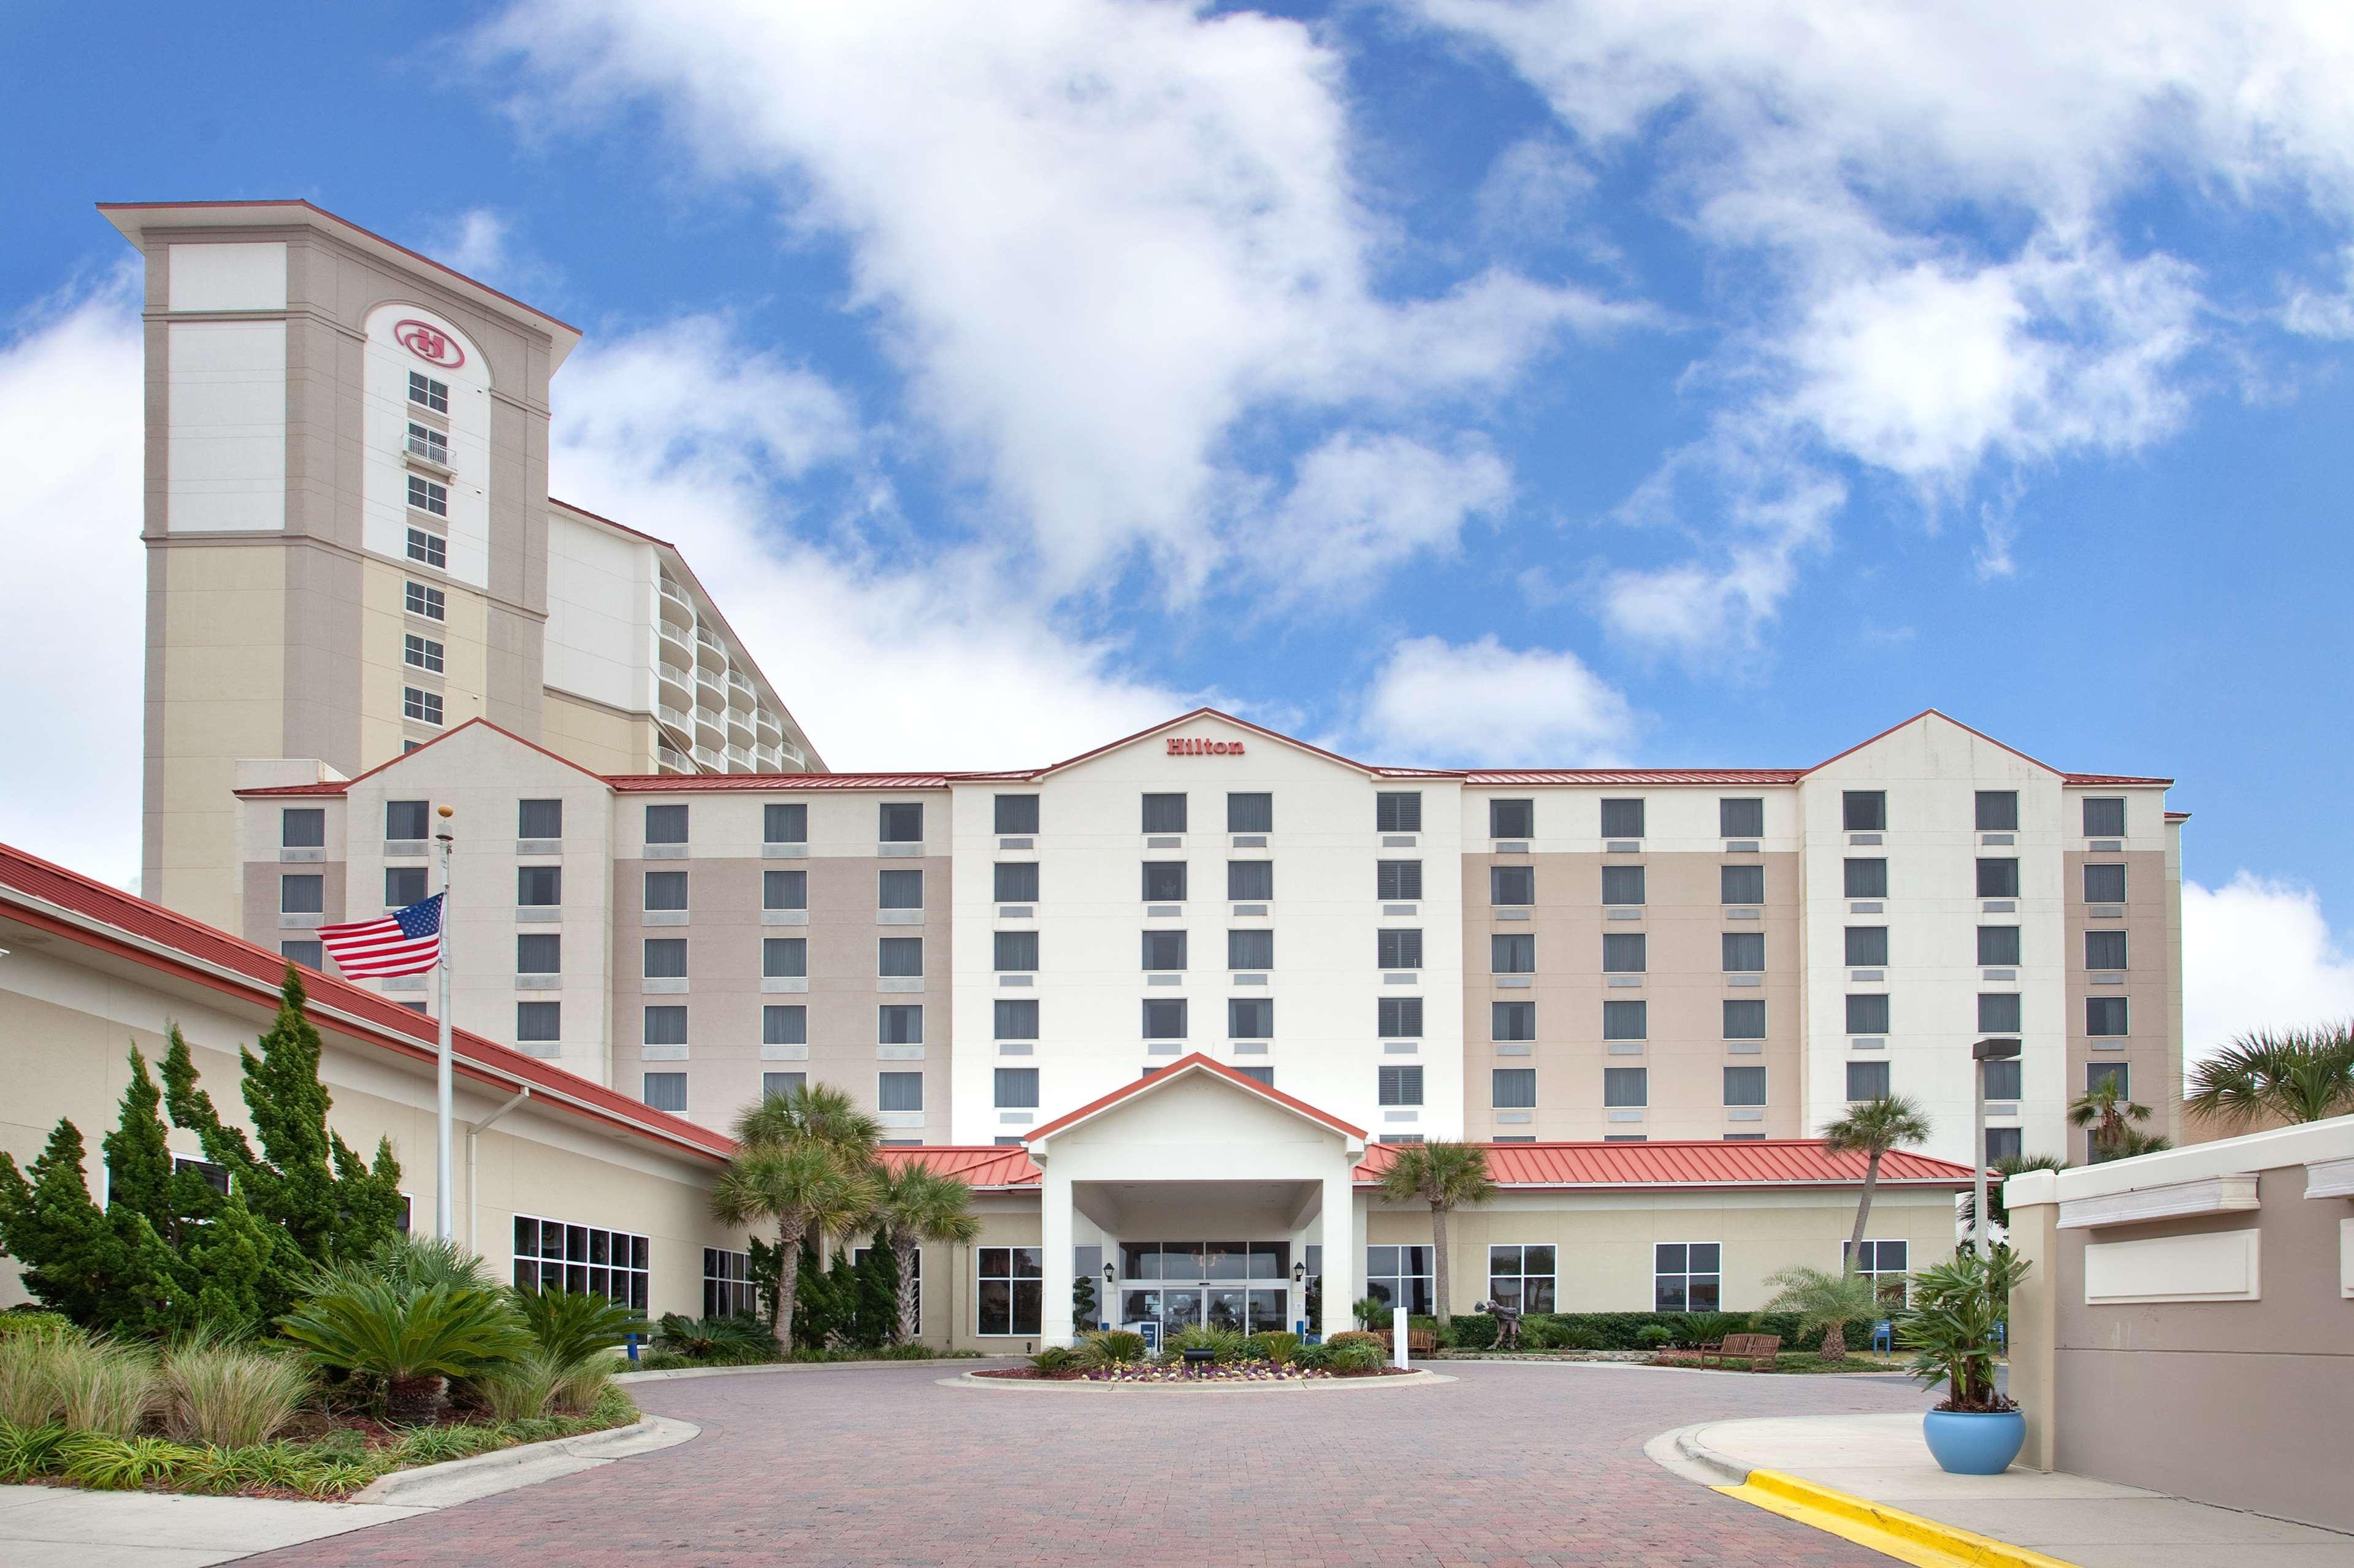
[974,1364,1415,1383]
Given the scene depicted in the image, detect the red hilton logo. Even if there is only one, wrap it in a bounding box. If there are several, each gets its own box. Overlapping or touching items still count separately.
[1166,736,1245,756]
[394,319,466,370]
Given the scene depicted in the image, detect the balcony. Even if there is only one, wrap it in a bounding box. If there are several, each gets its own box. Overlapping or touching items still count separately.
[403,430,453,473]
[725,670,755,704]
[695,706,728,748]
[726,708,755,745]
[694,627,728,669]
[657,662,694,706]
[725,744,754,771]
[755,708,782,740]
[655,703,695,738]
[690,744,725,771]
[657,624,693,664]
[776,738,808,770]
[657,577,694,629]
[657,744,690,773]
[754,744,782,770]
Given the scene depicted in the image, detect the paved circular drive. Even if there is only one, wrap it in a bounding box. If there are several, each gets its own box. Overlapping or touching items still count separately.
[245,1361,1936,1566]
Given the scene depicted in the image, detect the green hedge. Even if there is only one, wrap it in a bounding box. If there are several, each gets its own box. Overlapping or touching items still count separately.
[1461,1311,1843,1353]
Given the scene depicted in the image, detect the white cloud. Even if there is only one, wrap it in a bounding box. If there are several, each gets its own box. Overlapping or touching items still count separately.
[1260,434,1511,601]
[1356,634,1633,767]
[0,278,145,889]
[2183,873,2354,1069]
[437,208,511,280]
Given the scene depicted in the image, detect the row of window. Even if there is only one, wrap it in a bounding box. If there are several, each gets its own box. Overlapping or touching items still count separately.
[1843,992,2129,1038]
[1842,857,2130,904]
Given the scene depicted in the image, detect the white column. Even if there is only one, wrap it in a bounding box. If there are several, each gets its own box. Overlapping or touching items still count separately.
[1041,1165,1076,1347]
[1319,1169,1356,1338]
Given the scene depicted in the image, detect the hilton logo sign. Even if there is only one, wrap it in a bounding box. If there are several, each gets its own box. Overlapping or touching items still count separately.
[394,319,467,370]
[1166,736,1245,756]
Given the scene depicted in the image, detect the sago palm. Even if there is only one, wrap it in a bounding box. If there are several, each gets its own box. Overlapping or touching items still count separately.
[1763,1265,1881,1361]
[1822,1095,1932,1274]
[1372,1141,1494,1325]
[2068,1079,2154,1162]
[2185,1023,2354,1130]
[871,1162,979,1343]
[276,1276,533,1425]
[711,1143,877,1352]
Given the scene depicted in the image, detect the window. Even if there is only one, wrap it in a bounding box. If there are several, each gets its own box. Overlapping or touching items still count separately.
[1492,1001,1535,1042]
[281,939,324,969]
[879,802,924,844]
[386,800,432,840]
[1721,932,1765,972]
[765,870,808,911]
[2087,1061,2128,1096]
[1600,798,1645,838]
[280,807,324,848]
[994,1068,1040,1109]
[280,874,323,914]
[994,794,1040,834]
[1232,1065,1274,1087]
[643,871,688,911]
[703,1247,756,1320]
[762,938,806,979]
[396,631,446,677]
[405,527,446,570]
[1229,998,1273,1039]
[2086,996,2129,1036]
[993,862,1039,902]
[1984,1127,2022,1164]
[762,1005,806,1046]
[1228,792,1272,833]
[1844,927,1888,966]
[879,938,924,978]
[1602,933,1646,973]
[1491,865,1535,906]
[1378,1065,1424,1106]
[642,1073,686,1114]
[1486,1244,1555,1313]
[1492,1068,1537,1109]
[1491,933,1534,974]
[762,1071,805,1099]
[1141,862,1187,901]
[1984,1058,2022,1100]
[406,419,448,465]
[1978,992,2022,1033]
[763,803,807,844]
[994,931,1039,971]
[995,999,1039,1039]
[642,804,688,845]
[1364,1245,1432,1315]
[1978,925,2022,965]
[643,1006,687,1046]
[408,370,448,414]
[516,865,561,907]
[1600,865,1644,906]
[1376,792,1422,833]
[518,798,562,839]
[1378,996,1423,1038]
[404,580,445,620]
[1141,930,1187,971]
[976,1248,1043,1337]
[1719,864,1764,904]
[2082,797,2126,837]
[1977,858,2020,898]
[1228,860,1274,901]
[1376,860,1422,900]
[2084,863,2127,903]
[1603,1000,1647,1041]
[1373,928,1420,970]
[1654,1243,1721,1312]
[878,1004,923,1043]
[1844,857,1888,898]
[1842,790,1886,832]
[1230,928,1275,969]
[877,1072,924,1112]
[1719,797,1764,838]
[402,687,443,726]
[1489,798,1534,838]
[1976,790,2019,831]
[2085,930,2127,970]
[1722,1000,1766,1040]
[1142,998,1188,1039]
[513,1215,648,1310]
[1846,1060,1890,1101]
[878,868,923,909]
[1722,1066,1767,1106]
[517,934,562,975]
[1603,1066,1647,1107]
[1141,793,1187,833]
[1844,1240,1908,1306]
[515,1002,560,1042]
[407,474,448,516]
[1846,993,1890,1034]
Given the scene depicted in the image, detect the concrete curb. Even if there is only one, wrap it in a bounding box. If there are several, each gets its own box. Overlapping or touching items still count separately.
[937,1369,1455,1393]
[614,1356,1009,1384]
[348,1414,700,1507]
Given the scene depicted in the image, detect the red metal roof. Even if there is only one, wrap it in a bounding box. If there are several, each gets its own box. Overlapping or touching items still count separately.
[235,718,612,797]
[1462,768,1806,786]
[875,1146,1042,1188]
[0,841,733,1165]
[1023,1053,1370,1143]
[1355,1139,1976,1188]
[2063,773,2174,786]
[606,772,960,792]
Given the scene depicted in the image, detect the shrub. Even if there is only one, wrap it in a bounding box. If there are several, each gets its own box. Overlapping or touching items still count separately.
[1076,1329,1148,1369]
[1351,1296,1387,1330]
[1028,1345,1082,1374]
[1164,1325,1247,1363]
[1446,1314,1500,1350]
[0,1312,77,1343]
[1245,1331,1301,1365]
[1672,1311,1752,1349]
[1635,1325,1675,1348]
[159,1329,312,1447]
[0,1420,72,1481]
[1521,1317,1605,1351]
[650,1313,777,1364]
[277,1276,534,1425]
[1323,1340,1385,1373]
[1326,1329,1383,1351]
[52,1337,159,1437]
[475,1352,563,1423]
[57,1432,200,1490]
[514,1287,643,1367]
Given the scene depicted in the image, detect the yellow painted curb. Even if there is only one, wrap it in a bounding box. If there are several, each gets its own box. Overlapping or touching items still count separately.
[1714,1469,2082,1568]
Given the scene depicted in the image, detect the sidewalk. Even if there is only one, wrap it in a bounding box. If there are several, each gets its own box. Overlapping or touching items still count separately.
[1652,1412,2354,1568]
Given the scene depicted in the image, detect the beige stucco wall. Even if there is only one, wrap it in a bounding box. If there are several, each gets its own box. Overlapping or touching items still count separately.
[2063,846,2180,1154]
[541,690,659,776]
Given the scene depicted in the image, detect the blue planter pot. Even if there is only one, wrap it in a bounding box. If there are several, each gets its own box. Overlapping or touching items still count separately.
[1922,1409,2025,1475]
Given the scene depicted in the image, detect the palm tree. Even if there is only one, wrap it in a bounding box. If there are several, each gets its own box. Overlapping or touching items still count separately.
[1822,1095,1932,1276]
[869,1160,979,1343]
[2069,1078,2155,1162]
[2185,1024,2354,1130]
[1958,1153,2066,1241]
[1372,1141,1494,1326]
[713,1083,882,1350]
[1764,1265,1881,1362]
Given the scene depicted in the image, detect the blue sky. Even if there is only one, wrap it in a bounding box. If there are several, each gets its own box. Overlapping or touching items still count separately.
[5,0,2353,1053]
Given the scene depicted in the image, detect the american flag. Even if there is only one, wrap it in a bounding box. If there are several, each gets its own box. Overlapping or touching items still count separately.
[317,893,444,977]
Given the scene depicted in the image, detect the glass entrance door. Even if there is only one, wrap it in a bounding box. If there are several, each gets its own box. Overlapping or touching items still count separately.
[1117,1241,1293,1336]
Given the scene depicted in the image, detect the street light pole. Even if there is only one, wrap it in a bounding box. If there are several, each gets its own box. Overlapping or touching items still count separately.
[434,805,456,1242]
[1969,1036,2021,1258]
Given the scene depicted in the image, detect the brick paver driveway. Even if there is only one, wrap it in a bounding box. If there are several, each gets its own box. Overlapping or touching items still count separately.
[250,1361,1936,1566]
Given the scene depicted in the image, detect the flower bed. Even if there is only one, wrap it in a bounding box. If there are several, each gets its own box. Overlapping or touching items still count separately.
[975,1363,1412,1383]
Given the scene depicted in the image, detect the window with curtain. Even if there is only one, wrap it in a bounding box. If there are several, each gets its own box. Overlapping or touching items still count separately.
[762,1005,806,1046]
[1844,927,1888,966]
[1722,1066,1767,1106]
[1977,858,2020,898]
[1978,925,2022,965]
[1492,1001,1535,1042]
[1491,865,1535,906]
[1227,792,1273,832]
[1600,798,1645,838]
[1228,998,1274,1039]
[1844,857,1888,898]
[642,938,686,979]
[1491,1068,1537,1109]
[1718,798,1764,837]
[1230,929,1275,969]
[1140,793,1187,833]
[2084,863,2127,903]
[644,804,689,844]
[1603,1067,1647,1106]
[993,794,1040,834]
[1842,791,1886,831]
[1491,933,1534,973]
[2085,930,2127,970]
[994,1000,1038,1039]
[1375,792,1422,832]
[1846,993,1890,1034]
[1141,930,1187,971]
[1720,864,1764,904]
[1376,928,1421,969]
[763,870,808,910]
[1378,996,1423,1038]
[1142,862,1187,901]
[878,938,923,978]
[878,869,923,909]
[879,802,924,843]
[1142,999,1187,1039]
[1229,860,1275,900]
[1489,798,1534,838]
[1978,992,2021,1033]
[2082,797,2126,837]
[1603,1000,1646,1040]
[762,938,806,978]
[1602,933,1646,973]
[994,862,1039,902]
[763,802,807,844]
[1846,1060,1890,1100]
[1721,932,1765,972]
[1975,791,2018,831]
[1376,860,1421,900]
[1722,1000,1766,1039]
[1601,865,1645,906]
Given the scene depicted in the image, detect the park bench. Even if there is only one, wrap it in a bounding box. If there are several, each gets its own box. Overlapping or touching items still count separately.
[1697,1332,1781,1371]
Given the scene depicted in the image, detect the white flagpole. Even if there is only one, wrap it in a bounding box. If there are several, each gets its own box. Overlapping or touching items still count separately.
[434,805,456,1241]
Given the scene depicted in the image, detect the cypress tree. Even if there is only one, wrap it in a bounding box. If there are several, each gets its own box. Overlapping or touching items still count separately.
[0,1119,178,1333]
[851,1233,899,1348]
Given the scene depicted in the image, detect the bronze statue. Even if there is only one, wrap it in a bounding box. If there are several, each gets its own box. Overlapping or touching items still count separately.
[1477,1297,1523,1349]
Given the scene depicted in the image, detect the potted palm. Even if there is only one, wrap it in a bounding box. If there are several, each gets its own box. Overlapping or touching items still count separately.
[1896,1247,2031,1474]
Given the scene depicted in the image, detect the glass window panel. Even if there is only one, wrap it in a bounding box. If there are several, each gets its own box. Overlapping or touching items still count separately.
[994,795,1040,834]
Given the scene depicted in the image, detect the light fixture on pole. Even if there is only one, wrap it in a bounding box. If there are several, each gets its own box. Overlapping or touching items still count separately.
[434,805,457,1241]
[1970,1036,2021,1258]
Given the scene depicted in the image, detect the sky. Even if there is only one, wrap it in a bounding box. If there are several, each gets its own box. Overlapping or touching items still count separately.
[4,0,2353,1069]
